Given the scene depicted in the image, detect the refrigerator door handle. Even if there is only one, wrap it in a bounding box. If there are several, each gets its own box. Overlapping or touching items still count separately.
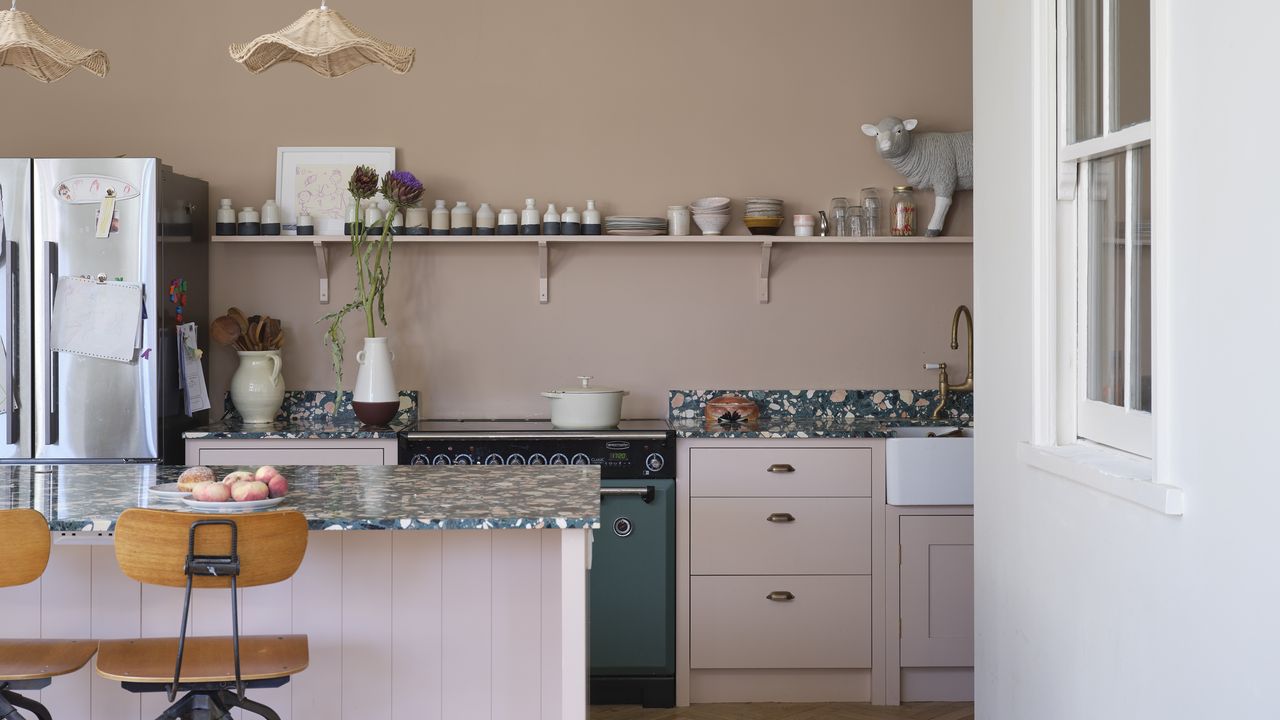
[44,241,57,445]
[5,238,16,446]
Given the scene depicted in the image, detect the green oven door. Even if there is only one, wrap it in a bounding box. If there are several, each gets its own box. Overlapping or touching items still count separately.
[589,478,676,676]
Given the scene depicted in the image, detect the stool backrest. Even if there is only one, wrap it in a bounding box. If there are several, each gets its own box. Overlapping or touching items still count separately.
[114,509,308,588]
[0,509,51,588]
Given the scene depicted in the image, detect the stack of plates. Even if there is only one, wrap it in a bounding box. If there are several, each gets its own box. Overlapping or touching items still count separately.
[605,216,668,236]
[744,197,784,236]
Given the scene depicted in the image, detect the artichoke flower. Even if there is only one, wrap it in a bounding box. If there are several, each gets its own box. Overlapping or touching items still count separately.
[348,165,380,200]
[381,170,424,209]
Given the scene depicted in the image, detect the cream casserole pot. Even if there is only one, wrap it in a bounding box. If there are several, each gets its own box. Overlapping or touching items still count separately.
[541,376,629,429]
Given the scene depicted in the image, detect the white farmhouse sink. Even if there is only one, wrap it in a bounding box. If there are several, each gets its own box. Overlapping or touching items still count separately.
[885,427,975,505]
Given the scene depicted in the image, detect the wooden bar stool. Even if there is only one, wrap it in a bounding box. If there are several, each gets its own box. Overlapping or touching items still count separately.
[95,509,309,720]
[0,509,97,720]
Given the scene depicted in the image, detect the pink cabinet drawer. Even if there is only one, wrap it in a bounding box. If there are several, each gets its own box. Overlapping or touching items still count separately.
[690,575,872,669]
[690,448,872,497]
[690,497,872,575]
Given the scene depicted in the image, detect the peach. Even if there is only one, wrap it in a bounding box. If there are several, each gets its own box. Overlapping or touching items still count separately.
[222,470,255,485]
[254,465,280,483]
[232,480,269,502]
[177,466,215,487]
[266,473,288,499]
[193,481,231,502]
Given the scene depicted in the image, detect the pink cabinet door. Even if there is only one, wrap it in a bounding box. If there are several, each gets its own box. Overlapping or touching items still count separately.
[899,515,973,667]
[690,575,872,669]
[689,448,872,498]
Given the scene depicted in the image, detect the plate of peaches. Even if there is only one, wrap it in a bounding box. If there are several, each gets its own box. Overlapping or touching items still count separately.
[171,466,291,513]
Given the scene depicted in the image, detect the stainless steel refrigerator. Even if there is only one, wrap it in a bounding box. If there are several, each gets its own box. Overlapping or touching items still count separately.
[0,157,209,464]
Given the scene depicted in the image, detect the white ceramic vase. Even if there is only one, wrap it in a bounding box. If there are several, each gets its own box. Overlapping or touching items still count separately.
[352,337,399,425]
[231,351,284,424]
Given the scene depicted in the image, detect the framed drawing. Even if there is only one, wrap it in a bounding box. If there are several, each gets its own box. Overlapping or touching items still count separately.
[275,147,396,235]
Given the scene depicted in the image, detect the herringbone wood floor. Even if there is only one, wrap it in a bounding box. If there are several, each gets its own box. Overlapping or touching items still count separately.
[591,701,974,720]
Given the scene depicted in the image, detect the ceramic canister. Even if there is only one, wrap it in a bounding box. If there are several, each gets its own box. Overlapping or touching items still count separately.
[475,203,496,235]
[582,200,602,235]
[365,204,384,235]
[431,200,450,235]
[498,208,519,235]
[260,200,281,235]
[237,207,260,236]
[451,201,474,235]
[667,205,691,236]
[296,213,315,236]
[391,210,405,235]
[344,205,362,236]
[561,206,582,235]
[405,207,429,235]
[216,199,237,236]
[521,198,541,235]
[543,203,561,235]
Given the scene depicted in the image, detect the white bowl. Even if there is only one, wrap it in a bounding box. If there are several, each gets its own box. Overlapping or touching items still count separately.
[693,213,730,235]
[691,197,732,211]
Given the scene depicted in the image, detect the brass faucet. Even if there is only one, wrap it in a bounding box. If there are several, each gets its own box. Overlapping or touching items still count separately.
[925,305,974,420]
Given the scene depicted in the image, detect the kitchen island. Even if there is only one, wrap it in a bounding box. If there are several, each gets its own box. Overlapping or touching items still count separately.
[0,464,599,720]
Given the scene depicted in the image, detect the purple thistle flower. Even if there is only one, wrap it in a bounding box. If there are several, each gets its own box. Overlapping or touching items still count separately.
[381,170,425,209]
[348,165,380,200]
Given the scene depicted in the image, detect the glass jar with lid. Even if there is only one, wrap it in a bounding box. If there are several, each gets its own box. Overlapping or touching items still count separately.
[890,185,916,237]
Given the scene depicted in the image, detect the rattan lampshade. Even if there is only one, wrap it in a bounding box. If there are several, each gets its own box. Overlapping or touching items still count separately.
[0,3,108,83]
[229,3,414,78]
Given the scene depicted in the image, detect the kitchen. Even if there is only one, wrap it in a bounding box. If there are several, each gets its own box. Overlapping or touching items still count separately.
[2,1,1273,719]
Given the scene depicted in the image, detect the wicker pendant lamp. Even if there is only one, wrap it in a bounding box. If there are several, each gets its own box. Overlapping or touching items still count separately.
[0,0,109,82]
[229,2,414,78]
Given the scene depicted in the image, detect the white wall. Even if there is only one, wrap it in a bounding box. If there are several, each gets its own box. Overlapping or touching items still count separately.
[974,1,1280,718]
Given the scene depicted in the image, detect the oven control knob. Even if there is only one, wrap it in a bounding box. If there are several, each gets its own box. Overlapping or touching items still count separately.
[528,453,547,465]
[453,455,473,465]
[645,453,665,472]
[484,453,505,465]
[613,517,634,538]
[432,454,451,465]
[571,453,591,465]
[411,454,429,466]
[506,454,526,465]
[550,453,569,465]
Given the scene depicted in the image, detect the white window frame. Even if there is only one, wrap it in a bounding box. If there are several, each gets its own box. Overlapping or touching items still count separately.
[1023,0,1180,514]
[1056,0,1154,458]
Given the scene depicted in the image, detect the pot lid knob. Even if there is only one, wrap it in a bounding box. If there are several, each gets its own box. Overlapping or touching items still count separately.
[577,376,593,387]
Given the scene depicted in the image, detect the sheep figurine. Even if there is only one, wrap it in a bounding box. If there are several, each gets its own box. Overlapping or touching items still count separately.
[861,117,973,236]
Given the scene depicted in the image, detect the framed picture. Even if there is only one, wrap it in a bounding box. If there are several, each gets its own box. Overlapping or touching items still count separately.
[275,147,396,235]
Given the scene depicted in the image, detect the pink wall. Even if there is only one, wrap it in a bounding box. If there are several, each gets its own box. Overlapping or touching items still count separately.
[1,0,974,418]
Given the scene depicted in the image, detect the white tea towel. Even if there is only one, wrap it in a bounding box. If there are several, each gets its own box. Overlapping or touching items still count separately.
[50,276,143,363]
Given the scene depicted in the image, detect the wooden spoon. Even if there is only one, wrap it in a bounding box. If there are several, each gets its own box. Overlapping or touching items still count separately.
[211,315,241,347]
[227,307,249,335]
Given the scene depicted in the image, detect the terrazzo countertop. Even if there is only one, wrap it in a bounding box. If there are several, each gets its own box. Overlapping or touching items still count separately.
[185,390,418,441]
[1,464,600,532]
[185,416,413,440]
[671,417,971,439]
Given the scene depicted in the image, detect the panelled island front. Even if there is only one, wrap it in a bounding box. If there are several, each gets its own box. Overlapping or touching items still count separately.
[0,464,598,720]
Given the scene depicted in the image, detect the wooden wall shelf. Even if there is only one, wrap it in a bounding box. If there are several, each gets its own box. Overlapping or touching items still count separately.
[211,235,974,305]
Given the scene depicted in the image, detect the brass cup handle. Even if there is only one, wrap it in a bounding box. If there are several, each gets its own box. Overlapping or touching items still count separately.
[766,512,796,523]
[766,591,796,602]
[767,463,795,473]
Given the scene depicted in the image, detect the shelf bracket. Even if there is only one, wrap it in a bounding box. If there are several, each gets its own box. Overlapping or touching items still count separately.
[758,240,773,303]
[314,240,330,304]
[538,240,549,304]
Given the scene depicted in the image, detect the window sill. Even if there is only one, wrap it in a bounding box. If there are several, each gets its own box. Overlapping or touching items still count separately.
[1017,442,1183,516]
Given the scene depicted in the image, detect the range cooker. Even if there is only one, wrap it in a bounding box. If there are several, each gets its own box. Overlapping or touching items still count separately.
[399,419,676,708]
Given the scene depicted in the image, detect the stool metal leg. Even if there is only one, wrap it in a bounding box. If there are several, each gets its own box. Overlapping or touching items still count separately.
[0,689,53,720]
[230,694,281,720]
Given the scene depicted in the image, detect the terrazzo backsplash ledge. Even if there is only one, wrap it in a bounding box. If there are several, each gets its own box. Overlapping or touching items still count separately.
[669,389,973,422]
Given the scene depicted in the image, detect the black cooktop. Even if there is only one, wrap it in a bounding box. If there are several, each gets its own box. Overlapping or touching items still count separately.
[399,419,674,478]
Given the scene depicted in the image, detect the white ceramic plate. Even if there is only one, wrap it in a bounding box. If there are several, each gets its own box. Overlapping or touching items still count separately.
[181,497,286,513]
[148,483,193,498]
